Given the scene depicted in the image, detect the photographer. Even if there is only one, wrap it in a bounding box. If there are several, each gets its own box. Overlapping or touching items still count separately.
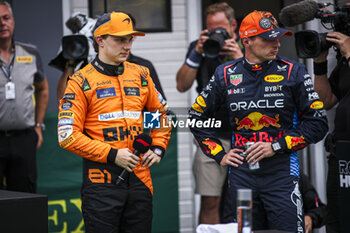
[176,2,243,224]
[313,31,350,233]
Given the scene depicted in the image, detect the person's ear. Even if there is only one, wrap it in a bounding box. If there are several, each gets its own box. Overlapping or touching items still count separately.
[95,36,104,47]
[231,19,237,31]
[242,37,249,46]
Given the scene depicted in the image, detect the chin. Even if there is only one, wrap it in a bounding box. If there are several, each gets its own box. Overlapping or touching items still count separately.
[268,55,277,60]
[116,57,127,63]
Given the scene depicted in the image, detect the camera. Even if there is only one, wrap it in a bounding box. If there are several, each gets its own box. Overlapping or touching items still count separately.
[49,12,97,71]
[203,27,230,58]
[295,4,350,58]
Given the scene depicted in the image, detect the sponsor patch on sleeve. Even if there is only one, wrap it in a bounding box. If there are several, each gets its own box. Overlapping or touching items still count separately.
[59,111,74,118]
[61,101,73,110]
[285,136,306,149]
[63,93,75,100]
[59,135,75,148]
[196,96,206,107]
[58,125,73,143]
[202,138,223,156]
[58,118,74,126]
[157,92,167,106]
[191,103,204,113]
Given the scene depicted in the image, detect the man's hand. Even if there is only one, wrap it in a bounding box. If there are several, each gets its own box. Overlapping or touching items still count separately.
[195,29,210,54]
[141,149,161,168]
[220,38,243,60]
[34,127,43,149]
[304,215,313,233]
[326,31,350,58]
[245,142,275,164]
[220,148,244,167]
[114,148,140,172]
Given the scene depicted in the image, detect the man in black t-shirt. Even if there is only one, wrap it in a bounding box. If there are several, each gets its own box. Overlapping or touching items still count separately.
[313,31,350,233]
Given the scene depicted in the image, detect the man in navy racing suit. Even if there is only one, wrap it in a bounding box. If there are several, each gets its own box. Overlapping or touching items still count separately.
[189,11,328,232]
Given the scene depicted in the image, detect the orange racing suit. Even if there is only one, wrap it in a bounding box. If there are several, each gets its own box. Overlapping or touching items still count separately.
[58,57,171,192]
[57,57,171,232]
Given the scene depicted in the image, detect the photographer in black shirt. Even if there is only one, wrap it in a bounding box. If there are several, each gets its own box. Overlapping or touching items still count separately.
[313,31,350,233]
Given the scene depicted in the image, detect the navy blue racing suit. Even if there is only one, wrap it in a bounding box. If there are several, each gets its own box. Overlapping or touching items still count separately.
[189,56,328,232]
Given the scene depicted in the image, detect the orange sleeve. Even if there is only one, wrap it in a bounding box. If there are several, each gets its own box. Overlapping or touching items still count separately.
[57,75,116,164]
[145,73,172,153]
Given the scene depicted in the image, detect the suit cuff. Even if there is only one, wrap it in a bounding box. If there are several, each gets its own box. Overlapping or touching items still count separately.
[107,148,118,163]
[214,150,226,165]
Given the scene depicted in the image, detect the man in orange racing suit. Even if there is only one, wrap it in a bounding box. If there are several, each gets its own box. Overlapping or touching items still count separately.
[57,12,171,233]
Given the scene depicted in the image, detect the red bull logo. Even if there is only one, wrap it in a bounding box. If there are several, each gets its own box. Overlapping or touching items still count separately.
[251,64,262,71]
[235,112,280,130]
[192,103,204,113]
[234,131,285,146]
[202,138,223,156]
[285,136,306,149]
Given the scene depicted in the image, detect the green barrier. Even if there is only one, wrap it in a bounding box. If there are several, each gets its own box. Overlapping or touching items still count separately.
[37,112,179,233]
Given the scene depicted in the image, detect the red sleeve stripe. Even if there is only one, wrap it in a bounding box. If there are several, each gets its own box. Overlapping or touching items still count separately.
[281,59,293,81]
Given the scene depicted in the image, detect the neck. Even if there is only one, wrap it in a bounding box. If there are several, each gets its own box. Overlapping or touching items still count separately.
[245,52,267,64]
[0,38,12,53]
[0,39,13,63]
[98,54,121,66]
[245,56,262,64]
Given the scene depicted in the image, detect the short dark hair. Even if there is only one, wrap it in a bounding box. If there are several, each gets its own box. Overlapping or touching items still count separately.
[93,35,108,53]
[205,2,235,23]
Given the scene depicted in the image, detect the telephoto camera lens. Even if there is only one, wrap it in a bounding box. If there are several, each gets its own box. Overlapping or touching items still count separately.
[203,27,229,58]
[62,35,89,60]
[295,30,332,58]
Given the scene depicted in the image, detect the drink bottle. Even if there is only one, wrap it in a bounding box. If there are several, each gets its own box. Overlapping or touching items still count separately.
[237,189,252,233]
[245,141,260,170]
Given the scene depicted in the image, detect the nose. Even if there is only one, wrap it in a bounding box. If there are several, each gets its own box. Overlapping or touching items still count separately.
[123,41,131,50]
[273,39,280,48]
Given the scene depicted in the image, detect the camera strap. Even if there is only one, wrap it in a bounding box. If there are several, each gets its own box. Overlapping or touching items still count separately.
[0,52,15,82]
[196,59,210,93]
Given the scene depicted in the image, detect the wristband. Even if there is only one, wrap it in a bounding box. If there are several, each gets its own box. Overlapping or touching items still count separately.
[185,49,202,68]
[313,61,327,75]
